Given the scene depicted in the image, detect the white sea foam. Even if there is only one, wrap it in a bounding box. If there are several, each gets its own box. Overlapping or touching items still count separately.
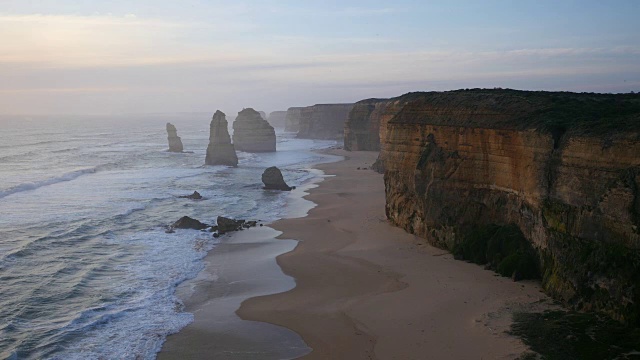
[0,120,338,359]
[0,167,99,200]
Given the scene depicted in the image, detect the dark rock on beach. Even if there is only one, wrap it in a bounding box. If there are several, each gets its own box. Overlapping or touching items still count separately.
[216,216,245,233]
[262,166,293,191]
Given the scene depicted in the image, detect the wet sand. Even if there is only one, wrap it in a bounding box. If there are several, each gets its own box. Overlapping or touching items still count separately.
[157,225,311,360]
[237,149,550,359]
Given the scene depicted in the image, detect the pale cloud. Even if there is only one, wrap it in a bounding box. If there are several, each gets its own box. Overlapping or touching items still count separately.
[0,13,256,67]
[0,10,637,114]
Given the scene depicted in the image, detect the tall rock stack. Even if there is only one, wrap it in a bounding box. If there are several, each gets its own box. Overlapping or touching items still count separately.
[285,107,303,132]
[267,111,287,128]
[258,111,267,120]
[205,110,238,167]
[232,108,276,152]
[166,123,184,152]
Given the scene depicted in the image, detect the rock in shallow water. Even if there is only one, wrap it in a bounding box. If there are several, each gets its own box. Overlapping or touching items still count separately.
[179,191,202,200]
[171,216,209,230]
[261,166,293,191]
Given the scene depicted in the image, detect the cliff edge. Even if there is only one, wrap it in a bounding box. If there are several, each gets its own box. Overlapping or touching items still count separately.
[379,89,640,324]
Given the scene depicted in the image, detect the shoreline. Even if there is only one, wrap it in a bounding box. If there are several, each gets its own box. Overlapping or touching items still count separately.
[237,149,552,359]
[157,156,340,359]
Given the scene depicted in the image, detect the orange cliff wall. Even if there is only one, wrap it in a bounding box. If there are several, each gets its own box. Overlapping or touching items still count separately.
[379,90,640,324]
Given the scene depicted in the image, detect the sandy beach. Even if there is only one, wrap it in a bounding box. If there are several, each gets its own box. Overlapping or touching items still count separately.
[160,149,551,360]
[237,149,551,359]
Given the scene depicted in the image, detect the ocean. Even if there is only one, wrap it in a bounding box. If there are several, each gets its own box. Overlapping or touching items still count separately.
[0,114,336,359]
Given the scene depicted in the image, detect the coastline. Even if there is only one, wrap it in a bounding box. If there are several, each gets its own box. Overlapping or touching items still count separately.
[157,160,337,359]
[237,149,552,359]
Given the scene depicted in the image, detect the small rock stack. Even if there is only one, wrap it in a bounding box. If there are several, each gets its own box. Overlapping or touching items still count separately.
[166,123,184,152]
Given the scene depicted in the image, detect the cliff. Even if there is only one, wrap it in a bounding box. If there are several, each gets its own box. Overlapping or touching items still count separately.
[267,111,287,128]
[205,110,238,166]
[285,107,303,132]
[166,122,184,152]
[232,108,276,152]
[297,103,354,140]
[343,96,416,167]
[380,89,640,324]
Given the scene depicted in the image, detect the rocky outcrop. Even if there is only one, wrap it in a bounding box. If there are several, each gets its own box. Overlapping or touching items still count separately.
[179,191,202,200]
[205,111,238,167]
[285,107,303,132]
[267,111,287,128]
[232,108,276,152]
[212,216,259,237]
[171,216,208,230]
[297,104,354,140]
[262,166,293,191]
[216,216,246,233]
[166,123,184,152]
[380,89,640,324]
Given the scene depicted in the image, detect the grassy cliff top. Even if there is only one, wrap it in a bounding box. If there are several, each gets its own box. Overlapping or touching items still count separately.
[382,89,640,135]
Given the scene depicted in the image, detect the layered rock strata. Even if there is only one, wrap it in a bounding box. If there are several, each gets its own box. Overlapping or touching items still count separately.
[285,107,303,132]
[380,89,640,324]
[297,103,354,139]
[267,111,287,128]
[232,108,276,152]
[166,122,184,152]
[205,110,238,167]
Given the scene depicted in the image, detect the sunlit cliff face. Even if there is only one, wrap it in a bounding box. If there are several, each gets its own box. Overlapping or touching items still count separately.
[1,2,639,115]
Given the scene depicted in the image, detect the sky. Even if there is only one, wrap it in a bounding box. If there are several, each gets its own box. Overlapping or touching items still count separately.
[1,0,639,115]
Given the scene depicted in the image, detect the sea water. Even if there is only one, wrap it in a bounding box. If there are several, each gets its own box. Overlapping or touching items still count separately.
[0,114,336,359]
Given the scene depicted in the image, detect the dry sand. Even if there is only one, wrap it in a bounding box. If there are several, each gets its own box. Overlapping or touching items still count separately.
[237,149,551,359]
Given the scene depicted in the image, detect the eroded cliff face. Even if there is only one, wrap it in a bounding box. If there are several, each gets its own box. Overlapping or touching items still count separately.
[297,103,354,140]
[285,107,303,132]
[343,96,414,171]
[381,89,640,324]
[267,111,287,128]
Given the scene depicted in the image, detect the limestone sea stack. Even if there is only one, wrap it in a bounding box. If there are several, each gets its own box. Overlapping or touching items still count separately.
[262,166,293,191]
[205,110,238,167]
[166,123,184,152]
[258,111,267,120]
[232,108,276,152]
